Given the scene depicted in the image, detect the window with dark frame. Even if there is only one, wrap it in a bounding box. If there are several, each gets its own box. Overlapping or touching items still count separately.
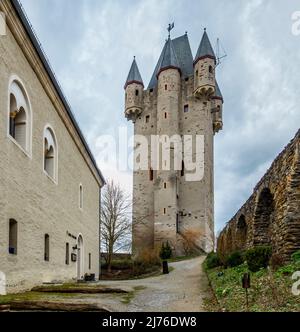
[149,168,154,181]
[66,243,70,265]
[44,234,50,262]
[181,161,185,177]
[9,219,18,255]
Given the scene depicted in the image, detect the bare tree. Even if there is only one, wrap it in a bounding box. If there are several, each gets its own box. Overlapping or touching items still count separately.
[101,180,132,272]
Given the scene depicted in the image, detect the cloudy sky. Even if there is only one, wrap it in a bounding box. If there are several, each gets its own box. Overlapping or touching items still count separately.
[20,0,300,233]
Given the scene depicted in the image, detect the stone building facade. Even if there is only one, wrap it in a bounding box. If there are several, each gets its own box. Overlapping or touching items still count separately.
[217,130,300,262]
[124,29,224,255]
[0,0,105,293]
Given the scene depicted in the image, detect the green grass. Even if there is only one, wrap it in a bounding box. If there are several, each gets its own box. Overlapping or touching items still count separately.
[0,291,83,305]
[205,261,300,312]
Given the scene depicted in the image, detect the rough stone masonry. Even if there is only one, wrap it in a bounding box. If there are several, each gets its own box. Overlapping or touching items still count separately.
[217,130,300,262]
[124,29,224,255]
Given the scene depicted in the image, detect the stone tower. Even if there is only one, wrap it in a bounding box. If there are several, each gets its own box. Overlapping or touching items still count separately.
[124,29,224,256]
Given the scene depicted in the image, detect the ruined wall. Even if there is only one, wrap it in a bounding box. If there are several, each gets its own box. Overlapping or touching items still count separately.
[217,130,300,262]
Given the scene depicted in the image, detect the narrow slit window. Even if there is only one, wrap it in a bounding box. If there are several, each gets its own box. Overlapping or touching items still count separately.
[164,182,167,189]
[164,112,167,119]
[135,90,139,96]
[79,184,83,209]
[184,105,189,113]
[44,234,50,262]
[9,219,18,255]
[146,115,150,123]
[165,85,168,91]
[149,168,154,181]
[163,208,167,215]
[89,253,92,270]
[181,161,185,177]
[66,243,70,265]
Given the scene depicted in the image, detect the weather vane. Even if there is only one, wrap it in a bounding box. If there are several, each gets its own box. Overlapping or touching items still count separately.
[168,23,175,38]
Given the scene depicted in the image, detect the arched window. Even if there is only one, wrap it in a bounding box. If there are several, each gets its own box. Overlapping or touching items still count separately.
[44,234,50,262]
[43,126,58,182]
[8,78,32,154]
[209,65,213,74]
[9,219,18,255]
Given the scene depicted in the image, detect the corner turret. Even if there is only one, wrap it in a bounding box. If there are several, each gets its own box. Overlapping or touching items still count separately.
[193,29,216,99]
[124,57,144,122]
[211,81,223,133]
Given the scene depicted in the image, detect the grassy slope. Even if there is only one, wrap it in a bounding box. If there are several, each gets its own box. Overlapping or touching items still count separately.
[205,262,300,312]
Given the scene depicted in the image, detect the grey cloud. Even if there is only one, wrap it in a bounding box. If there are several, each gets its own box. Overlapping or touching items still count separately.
[21,0,300,232]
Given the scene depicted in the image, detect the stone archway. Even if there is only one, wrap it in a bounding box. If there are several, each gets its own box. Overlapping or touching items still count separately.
[236,215,247,250]
[253,188,274,246]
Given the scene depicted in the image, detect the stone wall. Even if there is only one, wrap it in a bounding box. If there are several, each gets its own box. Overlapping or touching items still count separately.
[217,130,300,262]
[0,0,103,293]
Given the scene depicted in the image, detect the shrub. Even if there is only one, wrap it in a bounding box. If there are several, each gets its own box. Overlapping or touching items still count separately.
[134,249,161,266]
[133,249,161,276]
[291,250,300,263]
[245,246,272,272]
[159,242,172,260]
[181,229,202,256]
[101,258,133,271]
[205,252,222,269]
[226,251,244,268]
[270,253,285,270]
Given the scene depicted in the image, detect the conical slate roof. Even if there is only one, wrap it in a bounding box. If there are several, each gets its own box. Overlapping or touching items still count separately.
[156,37,181,77]
[124,57,144,89]
[214,81,223,101]
[194,29,216,65]
[148,34,193,89]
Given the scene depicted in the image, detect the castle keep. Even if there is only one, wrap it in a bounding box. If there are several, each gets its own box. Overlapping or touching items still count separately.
[124,29,224,255]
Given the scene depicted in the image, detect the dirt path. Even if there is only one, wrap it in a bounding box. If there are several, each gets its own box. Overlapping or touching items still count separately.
[91,256,212,312]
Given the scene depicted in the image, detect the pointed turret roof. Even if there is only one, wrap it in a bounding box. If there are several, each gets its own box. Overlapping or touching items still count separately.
[156,37,181,78]
[213,81,223,102]
[194,29,216,65]
[124,57,144,89]
[148,34,193,89]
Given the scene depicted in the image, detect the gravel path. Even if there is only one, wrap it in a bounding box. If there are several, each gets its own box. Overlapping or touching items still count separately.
[92,256,212,312]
